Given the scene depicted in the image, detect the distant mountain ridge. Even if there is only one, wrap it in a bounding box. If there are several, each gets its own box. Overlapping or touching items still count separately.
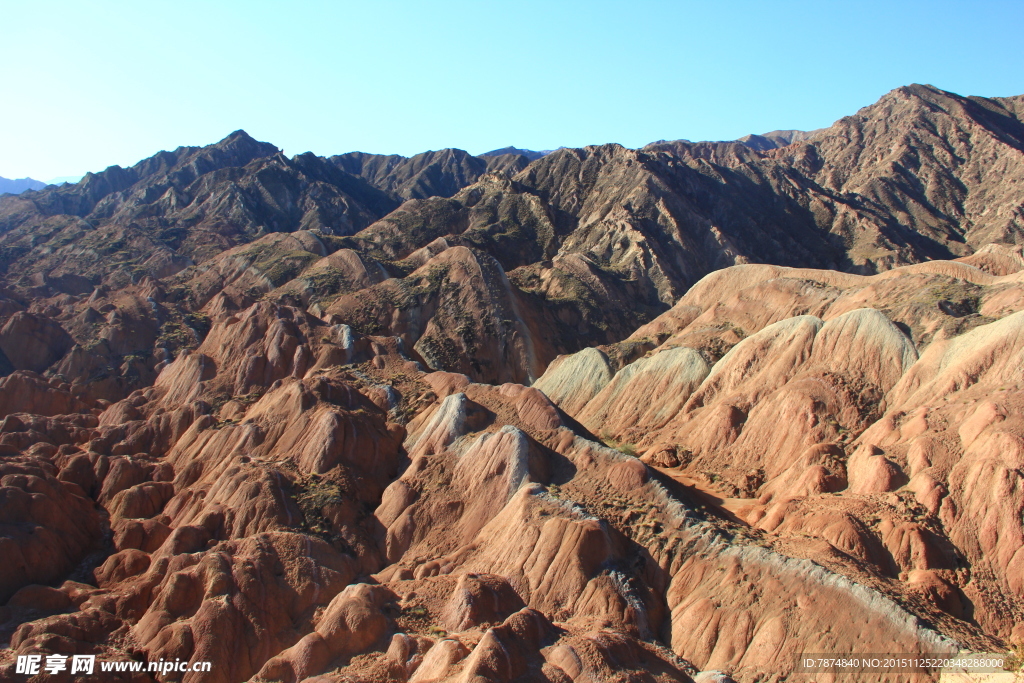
[46,175,83,186]
[0,176,47,195]
[479,146,553,160]
[736,128,826,150]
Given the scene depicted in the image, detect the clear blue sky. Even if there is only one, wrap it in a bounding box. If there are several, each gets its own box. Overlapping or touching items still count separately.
[2,0,1022,181]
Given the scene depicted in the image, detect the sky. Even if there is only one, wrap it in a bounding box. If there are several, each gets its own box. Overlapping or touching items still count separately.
[2,0,1022,182]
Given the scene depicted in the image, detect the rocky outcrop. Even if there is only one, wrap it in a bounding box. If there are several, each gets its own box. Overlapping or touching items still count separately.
[577,346,711,445]
[325,246,547,385]
[0,453,102,602]
[532,347,614,418]
[0,312,73,373]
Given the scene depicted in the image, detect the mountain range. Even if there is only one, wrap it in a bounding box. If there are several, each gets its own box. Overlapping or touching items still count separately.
[1,83,1024,682]
[0,176,84,196]
[0,176,47,195]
